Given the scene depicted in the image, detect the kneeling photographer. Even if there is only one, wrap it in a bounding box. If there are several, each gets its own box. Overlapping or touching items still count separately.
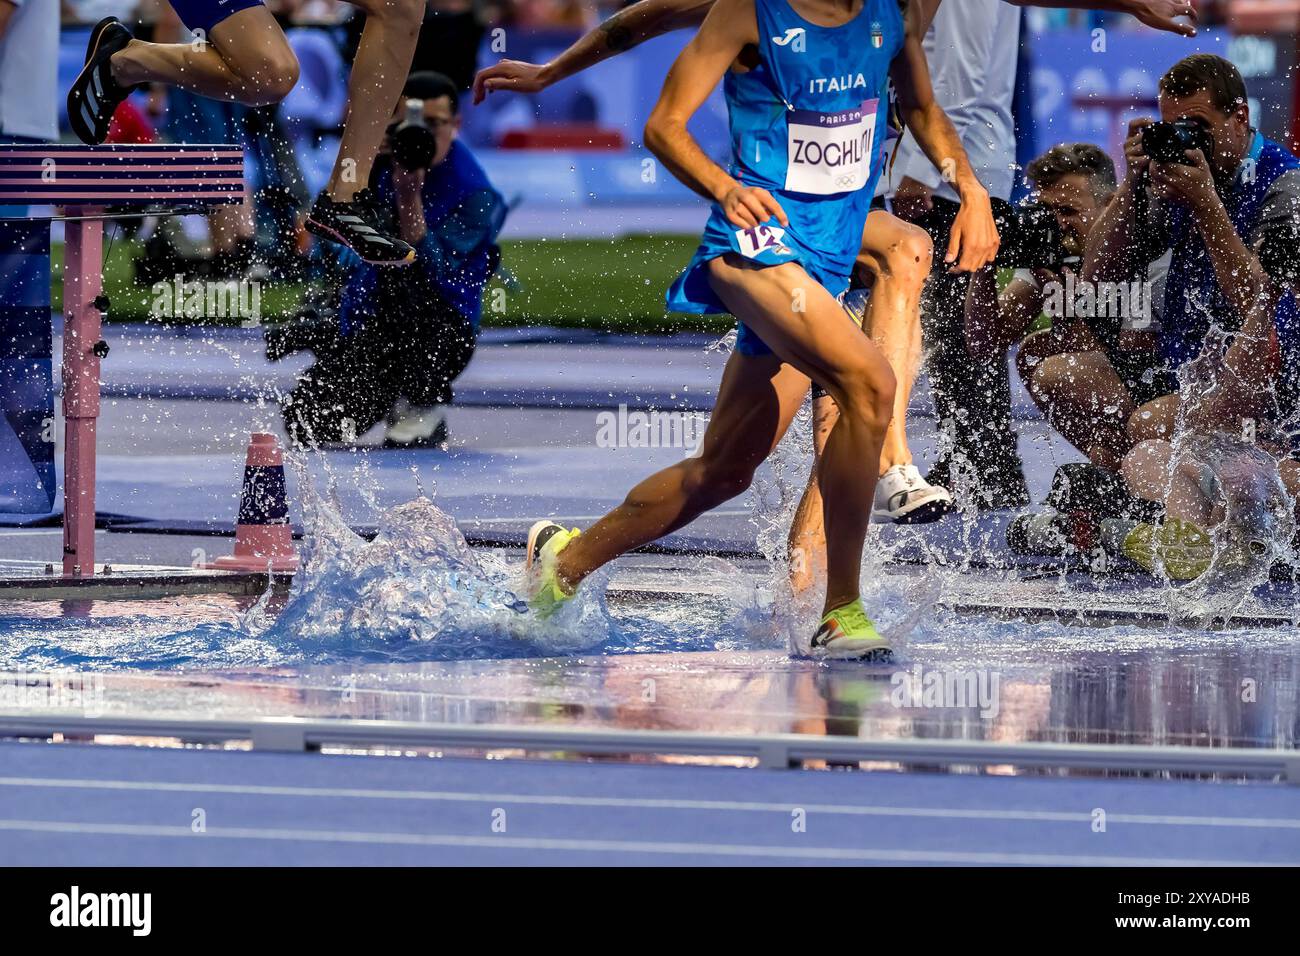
[995,54,1300,580]
[964,142,1170,473]
[1083,53,1300,452]
[271,72,506,447]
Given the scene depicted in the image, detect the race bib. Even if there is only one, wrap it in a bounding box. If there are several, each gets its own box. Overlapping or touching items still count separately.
[785,99,878,195]
[734,223,794,261]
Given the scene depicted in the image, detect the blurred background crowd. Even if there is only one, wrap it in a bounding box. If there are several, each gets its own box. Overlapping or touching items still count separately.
[34,1,1281,300]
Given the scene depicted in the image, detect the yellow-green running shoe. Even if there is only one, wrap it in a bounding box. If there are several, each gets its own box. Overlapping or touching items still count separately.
[1118,517,1213,581]
[810,598,892,661]
[525,520,581,618]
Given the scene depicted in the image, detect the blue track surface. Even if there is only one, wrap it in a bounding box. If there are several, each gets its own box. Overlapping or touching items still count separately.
[1,742,1296,866]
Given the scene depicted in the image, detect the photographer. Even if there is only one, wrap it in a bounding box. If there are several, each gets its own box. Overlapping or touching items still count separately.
[274,71,506,447]
[1112,218,1300,580]
[1082,53,1300,456]
[1000,55,1300,581]
[1032,215,1300,585]
[964,143,1171,472]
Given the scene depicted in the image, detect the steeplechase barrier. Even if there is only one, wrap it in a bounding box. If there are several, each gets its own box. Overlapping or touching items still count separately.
[0,143,245,577]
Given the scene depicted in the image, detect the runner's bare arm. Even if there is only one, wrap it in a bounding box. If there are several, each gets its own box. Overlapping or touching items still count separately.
[0,0,15,41]
[909,0,942,35]
[1002,0,1197,37]
[890,10,999,271]
[1220,289,1282,405]
[1183,269,1281,430]
[472,0,715,104]
[644,0,781,229]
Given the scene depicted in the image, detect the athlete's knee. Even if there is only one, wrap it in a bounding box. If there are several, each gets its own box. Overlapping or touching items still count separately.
[687,449,756,506]
[835,349,896,433]
[272,47,301,101]
[880,223,933,289]
[226,42,300,105]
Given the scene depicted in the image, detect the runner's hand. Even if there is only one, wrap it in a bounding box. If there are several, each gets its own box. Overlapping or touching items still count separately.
[1121,0,1197,37]
[722,186,788,230]
[473,60,551,104]
[946,187,1000,272]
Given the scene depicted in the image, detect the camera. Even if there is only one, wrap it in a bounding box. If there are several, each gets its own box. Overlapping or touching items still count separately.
[1140,119,1215,165]
[388,98,437,171]
[1257,217,1300,288]
[994,202,1068,271]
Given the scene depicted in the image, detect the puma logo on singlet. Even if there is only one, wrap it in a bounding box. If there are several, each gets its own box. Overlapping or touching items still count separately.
[772,27,806,46]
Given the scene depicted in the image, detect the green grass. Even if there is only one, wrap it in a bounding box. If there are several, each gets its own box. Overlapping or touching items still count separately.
[52,240,304,326]
[487,234,729,334]
[53,234,730,333]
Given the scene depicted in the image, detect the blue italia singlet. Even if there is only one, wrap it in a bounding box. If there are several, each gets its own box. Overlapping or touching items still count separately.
[666,0,904,354]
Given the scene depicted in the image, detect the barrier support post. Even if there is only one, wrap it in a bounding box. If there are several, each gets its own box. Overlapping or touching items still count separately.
[60,212,103,577]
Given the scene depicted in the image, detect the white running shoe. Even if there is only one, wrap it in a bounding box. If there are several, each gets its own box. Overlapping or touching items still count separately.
[873,464,953,523]
[384,404,448,447]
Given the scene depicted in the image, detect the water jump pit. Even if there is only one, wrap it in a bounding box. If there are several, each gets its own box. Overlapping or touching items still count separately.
[1,372,1299,868]
[3,524,1299,868]
[2,483,1298,760]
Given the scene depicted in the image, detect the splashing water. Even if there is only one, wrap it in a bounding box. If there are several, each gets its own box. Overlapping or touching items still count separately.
[254,458,623,659]
[745,395,944,656]
[1161,433,1295,626]
[1154,316,1298,625]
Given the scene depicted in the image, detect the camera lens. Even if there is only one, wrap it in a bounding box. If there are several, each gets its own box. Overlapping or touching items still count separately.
[393,125,437,170]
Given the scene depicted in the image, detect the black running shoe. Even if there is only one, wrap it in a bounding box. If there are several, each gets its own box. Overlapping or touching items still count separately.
[305,189,415,266]
[67,17,139,145]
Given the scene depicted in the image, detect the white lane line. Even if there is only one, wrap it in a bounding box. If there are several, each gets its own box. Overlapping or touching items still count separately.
[0,776,1294,830]
[0,819,1273,866]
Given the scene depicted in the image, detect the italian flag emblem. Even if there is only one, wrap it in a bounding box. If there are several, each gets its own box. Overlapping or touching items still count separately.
[871,21,883,48]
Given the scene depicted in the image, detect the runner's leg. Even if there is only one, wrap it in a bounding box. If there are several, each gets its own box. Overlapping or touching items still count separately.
[112,7,299,106]
[858,210,932,472]
[705,256,894,614]
[555,350,812,588]
[788,394,834,594]
[787,211,933,591]
[323,0,426,202]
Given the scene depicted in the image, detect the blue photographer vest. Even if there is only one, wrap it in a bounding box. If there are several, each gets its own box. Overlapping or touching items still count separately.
[1160,132,1300,409]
